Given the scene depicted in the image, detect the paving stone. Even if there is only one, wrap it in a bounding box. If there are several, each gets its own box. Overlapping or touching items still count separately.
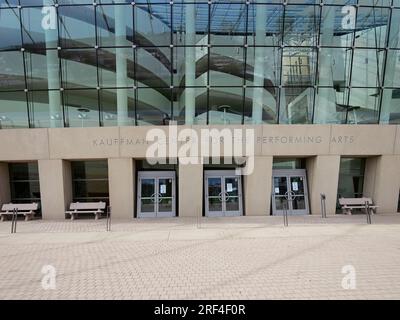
[0,215,400,299]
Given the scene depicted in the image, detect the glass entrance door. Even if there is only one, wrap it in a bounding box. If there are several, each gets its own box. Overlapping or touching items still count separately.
[204,170,243,217]
[272,169,309,215]
[137,171,176,218]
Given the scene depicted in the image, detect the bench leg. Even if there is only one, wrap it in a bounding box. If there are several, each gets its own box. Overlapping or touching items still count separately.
[0,215,5,222]
[25,215,29,221]
[70,213,75,221]
[95,213,99,220]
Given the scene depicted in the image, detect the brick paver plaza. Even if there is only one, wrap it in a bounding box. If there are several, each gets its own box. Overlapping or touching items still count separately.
[1,215,400,299]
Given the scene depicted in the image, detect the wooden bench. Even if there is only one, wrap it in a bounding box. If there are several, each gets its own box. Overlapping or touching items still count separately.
[0,203,39,221]
[65,202,106,220]
[338,197,378,215]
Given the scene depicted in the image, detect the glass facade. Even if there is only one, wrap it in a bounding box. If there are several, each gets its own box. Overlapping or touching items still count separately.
[8,162,41,208]
[337,157,366,199]
[1,0,400,128]
[71,160,109,203]
[272,158,306,169]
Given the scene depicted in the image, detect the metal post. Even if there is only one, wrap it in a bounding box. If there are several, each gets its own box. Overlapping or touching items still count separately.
[365,201,372,225]
[106,206,111,232]
[320,193,327,218]
[283,201,288,227]
[11,208,18,234]
[11,209,14,234]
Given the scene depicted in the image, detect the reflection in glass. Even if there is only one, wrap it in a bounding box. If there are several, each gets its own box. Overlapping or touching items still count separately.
[337,157,366,200]
[9,162,41,203]
[141,179,155,198]
[273,177,288,195]
[135,4,171,46]
[28,90,63,128]
[355,7,389,49]
[71,160,109,203]
[279,87,314,124]
[58,5,96,48]
[209,87,244,125]
[21,6,58,50]
[97,48,134,89]
[158,198,173,212]
[281,48,316,87]
[136,48,171,88]
[60,49,98,89]
[314,87,348,124]
[350,49,384,88]
[273,158,305,170]
[0,91,29,128]
[63,89,100,127]
[141,199,155,213]
[208,177,221,197]
[100,89,135,127]
[209,197,222,212]
[283,5,320,47]
[209,47,244,87]
[292,197,306,210]
[388,9,400,48]
[137,88,171,125]
[347,88,380,124]
[380,89,400,124]
[0,8,22,50]
[175,87,208,125]
[247,4,282,47]
[96,4,133,48]
[318,48,351,87]
[225,197,239,212]
[275,197,287,211]
[320,5,353,48]
[209,2,246,46]
[244,87,278,124]
[0,51,26,91]
[0,2,399,127]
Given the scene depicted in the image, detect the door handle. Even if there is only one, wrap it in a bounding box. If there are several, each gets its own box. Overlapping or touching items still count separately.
[284,191,296,201]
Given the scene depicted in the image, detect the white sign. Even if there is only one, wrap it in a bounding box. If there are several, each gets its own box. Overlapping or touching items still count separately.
[292,182,298,191]
[160,185,167,194]
[226,183,233,192]
[274,187,280,194]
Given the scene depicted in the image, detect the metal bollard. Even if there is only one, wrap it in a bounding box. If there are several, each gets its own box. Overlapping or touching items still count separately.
[283,202,288,227]
[11,208,18,234]
[320,193,327,218]
[365,201,372,225]
[106,206,111,232]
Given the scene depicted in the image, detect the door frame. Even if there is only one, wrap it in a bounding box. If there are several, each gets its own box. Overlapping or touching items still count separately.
[271,169,310,216]
[204,170,243,217]
[137,171,176,218]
